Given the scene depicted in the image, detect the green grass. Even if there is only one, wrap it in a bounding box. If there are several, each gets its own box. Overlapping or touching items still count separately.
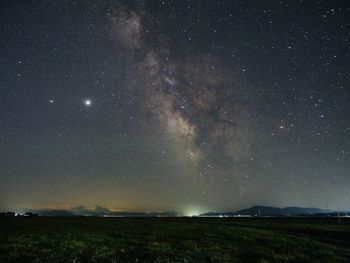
[1,217,350,262]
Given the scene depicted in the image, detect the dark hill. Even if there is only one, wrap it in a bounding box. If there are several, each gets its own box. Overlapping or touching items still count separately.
[201,206,329,217]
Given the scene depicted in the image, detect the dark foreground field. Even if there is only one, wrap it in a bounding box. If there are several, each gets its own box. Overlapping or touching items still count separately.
[1,217,350,262]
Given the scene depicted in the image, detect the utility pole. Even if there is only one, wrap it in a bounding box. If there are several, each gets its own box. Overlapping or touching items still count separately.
[325,202,330,217]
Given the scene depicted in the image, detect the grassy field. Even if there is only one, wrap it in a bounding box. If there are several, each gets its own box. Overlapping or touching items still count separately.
[1,217,350,262]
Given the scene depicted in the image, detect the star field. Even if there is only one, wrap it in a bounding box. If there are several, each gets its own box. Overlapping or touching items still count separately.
[0,0,349,214]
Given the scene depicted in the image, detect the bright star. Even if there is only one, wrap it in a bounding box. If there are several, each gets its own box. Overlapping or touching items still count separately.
[84,99,92,106]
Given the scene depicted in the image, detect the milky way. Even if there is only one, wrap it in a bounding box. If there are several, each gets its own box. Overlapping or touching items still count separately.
[113,4,254,177]
[0,1,349,213]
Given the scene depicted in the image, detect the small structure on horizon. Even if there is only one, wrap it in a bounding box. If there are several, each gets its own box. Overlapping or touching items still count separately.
[25,212,39,217]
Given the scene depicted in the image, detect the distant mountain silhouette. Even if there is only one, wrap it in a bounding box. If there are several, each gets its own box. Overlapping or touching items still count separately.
[30,207,180,217]
[10,205,334,217]
[235,206,328,216]
[201,206,330,217]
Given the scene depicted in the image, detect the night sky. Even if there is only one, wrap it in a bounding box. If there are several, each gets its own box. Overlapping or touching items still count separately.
[1,0,349,215]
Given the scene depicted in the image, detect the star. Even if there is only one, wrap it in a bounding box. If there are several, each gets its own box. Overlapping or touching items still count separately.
[84,99,92,106]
